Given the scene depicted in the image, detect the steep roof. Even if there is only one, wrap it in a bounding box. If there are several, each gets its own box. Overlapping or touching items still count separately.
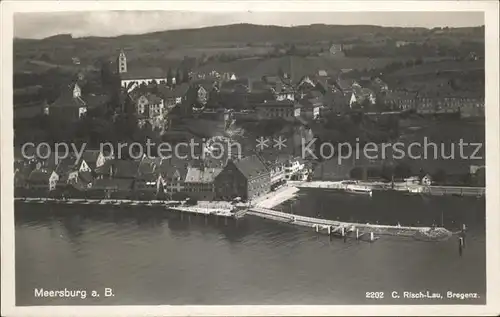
[137,156,162,175]
[232,155,269,180]
[144,93,163,105]
[191,79,217,92]
[334,78,357,92]
[50,91,86,108]
[158,157,189,180]
[78,171,94,185]
[185,167,223,183]
[158,83,190,99]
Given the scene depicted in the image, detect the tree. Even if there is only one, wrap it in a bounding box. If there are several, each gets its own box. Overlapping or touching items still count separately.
[150,80,159,94]
[432,168,447,185]
[350,167,364,180]
[100,60,113,87]
[182,68,190,83]
[166,68,173,86]
[380,164,394,181]
[474,168,485,187]
[278,66,284,78]
[175,69,182,85]
[394,162,412,180]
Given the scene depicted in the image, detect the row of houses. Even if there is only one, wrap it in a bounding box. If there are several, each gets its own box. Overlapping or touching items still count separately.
[380,91,485,116]
[41,49,485,131]
[14,148,306,202]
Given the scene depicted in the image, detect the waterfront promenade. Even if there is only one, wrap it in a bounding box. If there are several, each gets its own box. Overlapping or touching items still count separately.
[290,181,485,197]
[14,197,236,218]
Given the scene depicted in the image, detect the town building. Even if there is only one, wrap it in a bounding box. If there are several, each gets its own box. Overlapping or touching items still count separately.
[297,97,322,120]
[215,155,271,201]
[257,153,288,190]
[87,178,135,199]
[47,83,87,121]
[329,44,345,56]
[158,83,191,107]
[421,174,433,186]
[158,158,189,199]
[273,83,295,101]
[350,86,376,108]
[284,158,305,181]
[384,91,418,111]
[132,156,163,199]
[334,77,358,95]
[184,166,223,200]
[134,93,167,130]
[253,100,302,121]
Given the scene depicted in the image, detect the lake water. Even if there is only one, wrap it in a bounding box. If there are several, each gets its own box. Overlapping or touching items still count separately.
[15,190,486,305]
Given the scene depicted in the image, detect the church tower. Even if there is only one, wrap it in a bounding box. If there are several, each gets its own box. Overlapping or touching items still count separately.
[117,49,127,74]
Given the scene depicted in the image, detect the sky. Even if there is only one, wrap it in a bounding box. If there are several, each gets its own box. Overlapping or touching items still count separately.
[14,11,485,39]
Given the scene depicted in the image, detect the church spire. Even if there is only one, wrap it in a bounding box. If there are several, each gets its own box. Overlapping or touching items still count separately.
[118,49,127,74]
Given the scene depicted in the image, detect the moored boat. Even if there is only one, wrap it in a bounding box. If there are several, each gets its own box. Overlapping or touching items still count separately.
[342,182,373,196]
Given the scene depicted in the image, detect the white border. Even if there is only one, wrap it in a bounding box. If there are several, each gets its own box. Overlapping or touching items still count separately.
[1,1,499,316]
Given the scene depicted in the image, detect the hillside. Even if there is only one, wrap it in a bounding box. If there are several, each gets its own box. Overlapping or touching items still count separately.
[14,23,484,67]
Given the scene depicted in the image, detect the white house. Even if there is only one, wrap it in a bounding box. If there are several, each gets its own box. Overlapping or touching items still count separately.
[284,159,305,181]
[421,174,433,186]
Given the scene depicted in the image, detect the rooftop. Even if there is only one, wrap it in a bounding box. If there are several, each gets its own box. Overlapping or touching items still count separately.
[158,83,191,99]
[232,155,269,180]
[185,167,222,183]
[120,67,167,81]
[50,91,86,108]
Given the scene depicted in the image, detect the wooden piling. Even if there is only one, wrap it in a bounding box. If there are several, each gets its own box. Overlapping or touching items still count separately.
[459,237,464,256]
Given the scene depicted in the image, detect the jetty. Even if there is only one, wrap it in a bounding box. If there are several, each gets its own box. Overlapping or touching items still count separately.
[245,185,453,241]
[247,206,451,240]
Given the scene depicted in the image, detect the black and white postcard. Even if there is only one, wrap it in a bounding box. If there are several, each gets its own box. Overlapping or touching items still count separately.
[1,1,499,316]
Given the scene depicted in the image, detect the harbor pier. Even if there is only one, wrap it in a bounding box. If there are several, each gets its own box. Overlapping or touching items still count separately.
[247,206,450,240]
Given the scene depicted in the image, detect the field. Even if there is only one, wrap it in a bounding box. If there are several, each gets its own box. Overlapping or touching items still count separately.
[195,55,414,79]
[387,59,484,77]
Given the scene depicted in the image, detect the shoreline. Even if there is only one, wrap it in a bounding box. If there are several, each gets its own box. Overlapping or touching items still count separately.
[15,183,465,240]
